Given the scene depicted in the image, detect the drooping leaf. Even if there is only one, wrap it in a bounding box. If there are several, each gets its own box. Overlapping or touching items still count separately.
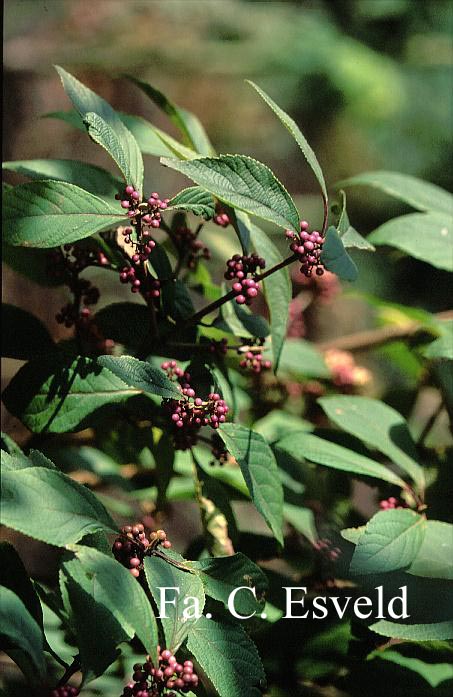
[161,154,300,231]
[0,587,46,681]
[248,220,291,370]
[1,466,115,546]
[248,81,327,201]
[2,159,122,202]
[277,339,330,379]
[2,305,54,360]
[67,546,158,661]
[320,226,359,282]
[407,521,453,580]
[144,555,205,653]
[167,186,215,219]
[186,553,267,617]
[218,424,284,545]
[368,212,453,272]
[186,615,265,697]
[276,432,406,488]
[350,509,426,575]
[127,76,214,155]
[96,356,182,398]
[335,190,375,250]
[2,354,160,433]
[338,170,453,216]
[370,619,453,641]
[55,66,143,193]
[2,181,125,248]
[319,396,425,490]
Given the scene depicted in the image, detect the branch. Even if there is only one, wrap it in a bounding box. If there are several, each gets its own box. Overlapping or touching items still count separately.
[316,311,453,353]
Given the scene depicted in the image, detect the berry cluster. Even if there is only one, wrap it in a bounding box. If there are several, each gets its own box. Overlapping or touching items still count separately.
[324,349,371,390]
[285,221,325,277]
[208,338,228,357]
[224,253,265,305]
[238,349,272,373]
[122,650,198,696]
[379,497,406,511]
[51,687,79,697]
[161,362,229,450]
[213,204,230,228]
[116,185,169,225]
[173,223,210,270]
[47,243,108,284]
[112,524,172,578]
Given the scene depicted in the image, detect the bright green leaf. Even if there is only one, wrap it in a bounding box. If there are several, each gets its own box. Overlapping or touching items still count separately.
[167,186,215,219]
[370,619,453,641]
[319,395,425,490]
[1,466,115,546]
[368,212,453,272]
[276,432,407,487]
[407,521,453,580]
[2,181,125,248]
[338,170,453,216]
[0,587,46,681]
[2,159,122,202]
[350,509,426,575]
[218,424,284,545]
[187,615,265,697]
[161,154,300,231]
[277,339,330,379]
[144,555,205,653]
[96,356,182,398]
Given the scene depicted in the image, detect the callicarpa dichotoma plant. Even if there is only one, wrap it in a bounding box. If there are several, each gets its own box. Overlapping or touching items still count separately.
[1,67,453,697]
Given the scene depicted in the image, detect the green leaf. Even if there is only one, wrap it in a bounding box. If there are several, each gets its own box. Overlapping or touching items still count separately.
[1,466,115,546]
[248,81,327,201]
[276,432,406,487]
[168,186,215,219]
[335,190,375,250]
[0,587,46,681]
[55,66,143,193]
[340,525,366,544]
[161,154,300,231]
[283,503,318,544]
[277,339,330,378]
[318,396,425,490]
[217,296,270,339]
[407,521,453,580]
[186,553,267,617]
[96,356,182,398]
[350,509,426,575]
[143,555,205,653]
[68,546,158,661]
[320,226,359,282]
[0,543,43,629]
[423,322,453,360]
[218,424,284,545]
[3,181,125,248]
[370,619,453,641]
[368,212,453,272]
[248,220,291,370]
[2,305,54,360]
[253,410,313,443]
[60,569,124,682]
[127,76,214,156]
[2,159,122,202]
[338,170,453,216]
[2,354,156,433]
[371,648,453,688]
[187,615,265,697]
